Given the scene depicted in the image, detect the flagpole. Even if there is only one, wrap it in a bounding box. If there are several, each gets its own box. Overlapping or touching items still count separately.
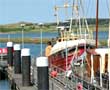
[95,0,99,48]
[108,16,110,90]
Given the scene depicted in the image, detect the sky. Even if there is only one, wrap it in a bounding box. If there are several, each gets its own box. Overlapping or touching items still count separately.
[0,0,109,24]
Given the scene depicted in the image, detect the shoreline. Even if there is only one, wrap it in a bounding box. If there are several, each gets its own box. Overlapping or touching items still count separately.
[0,25,109,34]
[0,38,108,46]
[0,38,51,44]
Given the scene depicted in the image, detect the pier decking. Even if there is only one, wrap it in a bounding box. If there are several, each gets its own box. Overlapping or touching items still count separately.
[6,63,108,90]
[7,67,34,90]
[7,66,69,90]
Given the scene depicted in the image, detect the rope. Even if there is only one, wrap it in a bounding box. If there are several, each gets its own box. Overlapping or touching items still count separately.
[107,0,110,90]
[106,0,110,16]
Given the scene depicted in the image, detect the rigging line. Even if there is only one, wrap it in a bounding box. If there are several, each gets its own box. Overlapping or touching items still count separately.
[80,0,84,86]
[79,0,84,17]
[64,0,69,20]
[85,0,92,18]
[108,0,110,90]
[83,0,95,36]
[104,0,110,48]
[99,0,105,18]
[78,15,82,38]
[90,0,95,18]
[80,0,90,35]
[106,0,110,90]
[69,0,74,32]
[75,0,82,38]
[54,0,60,26]
[106,0,110,16]
[65,0,69,88]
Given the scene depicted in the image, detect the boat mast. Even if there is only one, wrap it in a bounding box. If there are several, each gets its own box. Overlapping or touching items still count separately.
[108,11,110,90]
[54,5,59,26]
[105,1,110,89]
[108,2,110,90]
[95,0,99,48]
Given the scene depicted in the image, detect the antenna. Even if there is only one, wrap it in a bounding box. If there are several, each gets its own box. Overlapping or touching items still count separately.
[54,5,59,26]
[108,23,110,90]
[95,0,99,48]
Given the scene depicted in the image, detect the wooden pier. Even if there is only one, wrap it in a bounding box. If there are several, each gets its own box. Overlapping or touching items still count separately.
[6,64,108,90]
[6,64,69,90]
[7,67,36,90]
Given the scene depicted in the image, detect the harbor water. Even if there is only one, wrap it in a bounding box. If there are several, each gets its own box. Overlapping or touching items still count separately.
[0,31,109,40]
[0,80,10,90]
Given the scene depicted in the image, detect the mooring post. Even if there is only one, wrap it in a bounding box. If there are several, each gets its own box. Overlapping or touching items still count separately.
[7,42,13,66]
[14,44,21,74]
[21,48,31,86]
[36,57,49,90]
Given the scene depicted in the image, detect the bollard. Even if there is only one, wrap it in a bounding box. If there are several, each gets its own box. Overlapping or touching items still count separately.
[14,44,21,74]
[36,57,49,90]
[21,48,31,86]
[7,42,13,66]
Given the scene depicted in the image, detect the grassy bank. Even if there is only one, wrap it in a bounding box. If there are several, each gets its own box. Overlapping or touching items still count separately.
[89,25,109,31]
[0,21,109,33]
[0,22,57,33]
[0,38,52,44]
[99,40,108,47]
[0,38,108,47]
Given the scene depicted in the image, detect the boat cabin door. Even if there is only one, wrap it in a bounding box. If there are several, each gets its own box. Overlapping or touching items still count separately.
[57,26,70,40]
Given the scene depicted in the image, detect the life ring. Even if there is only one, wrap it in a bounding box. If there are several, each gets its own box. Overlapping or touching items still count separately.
[76,82,83,90]
[50,70,58,78]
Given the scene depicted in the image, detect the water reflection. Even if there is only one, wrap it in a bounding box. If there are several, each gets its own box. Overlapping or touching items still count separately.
[0,80,10,90]
[0,31,108,40]
[0,32,57,39]
[0,43,46,57]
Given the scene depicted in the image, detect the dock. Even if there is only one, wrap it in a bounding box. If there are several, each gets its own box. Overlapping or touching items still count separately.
[6,62,69,90]
[6,64,108,90]
[0,56,68,90]
[7,68,36,90]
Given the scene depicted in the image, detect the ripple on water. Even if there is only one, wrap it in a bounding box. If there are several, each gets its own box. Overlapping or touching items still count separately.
[0,80,10,90]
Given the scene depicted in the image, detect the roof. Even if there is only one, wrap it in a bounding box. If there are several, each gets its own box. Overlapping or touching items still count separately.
[87,48,109,55]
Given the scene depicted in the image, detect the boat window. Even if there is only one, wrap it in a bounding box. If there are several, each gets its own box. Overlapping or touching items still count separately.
[58,29,61,37]
[61,51,65,58]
